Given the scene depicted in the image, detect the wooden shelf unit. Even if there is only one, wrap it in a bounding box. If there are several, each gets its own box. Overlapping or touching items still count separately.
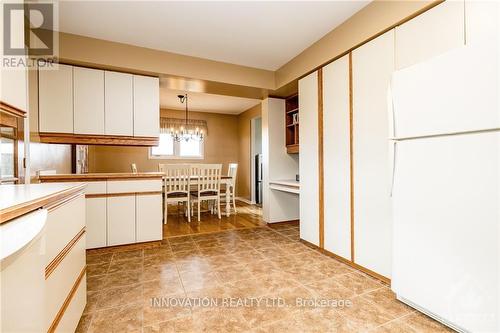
[285,94,299,154]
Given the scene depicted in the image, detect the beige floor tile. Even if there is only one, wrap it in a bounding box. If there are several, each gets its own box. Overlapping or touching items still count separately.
[335,272,383,295]
[214,263,252,283]
[102,269,143,289]
[86,263,109,277]
[143,246,173,258]
[107,258,143,274]
[143,263,178,282]
[75,313,92,333]
[334,296,394,330]
[143,254,176,268]
[97,283,143,310]
[87,275,107,292]
[111,250,143,262]
[86,253,113,265]
[143,277,185,298]
[88,302,143,333]
[369,318,419,333]
[362,287,414,319]
[305,277,356,301]
[84,291,101,314]
[401,312,455,332]
[142,294,192,327]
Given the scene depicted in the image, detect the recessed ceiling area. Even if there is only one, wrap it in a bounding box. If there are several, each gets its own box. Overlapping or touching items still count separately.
[161,89,261,115]
[58,1,370,71]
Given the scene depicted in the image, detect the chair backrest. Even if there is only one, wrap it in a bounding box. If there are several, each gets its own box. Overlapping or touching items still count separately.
[227,163,238,187]
[36,169,56,177]
[162,164,191,194]
[193,164,222,193]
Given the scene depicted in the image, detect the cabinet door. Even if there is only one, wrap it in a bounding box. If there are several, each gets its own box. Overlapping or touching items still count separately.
[73,67,104,135]
[133,75,159,137]
[107,195,135,246]
[105,71,133,136]
[322,55,351,261]
[39,64,73,133]
[395,0,465,69]
[136,194,162,242]
[298,71,319,246]
[1,66,27,112]
[352,30,394,279]
[86,198,107,249]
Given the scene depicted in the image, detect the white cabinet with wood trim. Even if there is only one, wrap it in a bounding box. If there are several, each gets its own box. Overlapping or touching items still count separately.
[86,198,107,249]
[136,194,162,242]
[352,30,394,279]
[395,0,465,69]
[105,71,133,136]
[39,64,74,133]
[73,66,105,135]
[298,71,319,246]
[322,55,352,261]
[1,66,28,112]
[107,195,136,246]
[133,75,160,137]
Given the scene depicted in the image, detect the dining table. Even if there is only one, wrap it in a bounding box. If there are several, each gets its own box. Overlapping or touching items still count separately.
[163,175,234,217]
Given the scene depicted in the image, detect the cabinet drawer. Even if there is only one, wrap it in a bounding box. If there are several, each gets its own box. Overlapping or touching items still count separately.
[107,179,162,194]
[54,274,86,333]
[84,181,107,195]
[45,194,85,265]
[45,234,86,332]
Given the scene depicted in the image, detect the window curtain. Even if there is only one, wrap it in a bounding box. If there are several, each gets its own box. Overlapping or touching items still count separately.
[160,117,208,135]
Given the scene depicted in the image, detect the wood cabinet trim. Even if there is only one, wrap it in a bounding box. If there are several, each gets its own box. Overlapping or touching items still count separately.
[0,101,27,118]
[45,227,86,279]
[86,191,162,198]
[38,132,159,146]
[45,192,83,212]
[39,172,163,183]
[0,184,86,224]
[47,265,86,333]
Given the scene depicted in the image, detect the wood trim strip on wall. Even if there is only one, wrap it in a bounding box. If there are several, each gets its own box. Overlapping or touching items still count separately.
[300,238,390,285]
[47,265,86,333]
[0,184,86,224]
[38,132,159,146]
[45,227,86,279]
[317,68,325,249]
[349,52,355,262]
[85,191,162,198]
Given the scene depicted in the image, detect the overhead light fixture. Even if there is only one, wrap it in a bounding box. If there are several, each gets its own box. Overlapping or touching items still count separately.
[170,94,204,142]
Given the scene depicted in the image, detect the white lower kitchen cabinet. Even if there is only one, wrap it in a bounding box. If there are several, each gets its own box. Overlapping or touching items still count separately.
[136,194,162,242]
[352,30,394,279]
[298,70,320,246]
[322,55,352,261]
[86,198,107,249]
[107,195,136,246]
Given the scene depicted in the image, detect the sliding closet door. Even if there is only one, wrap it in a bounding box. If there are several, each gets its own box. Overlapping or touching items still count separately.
[322,55,351,260]
[352,30,394,278]
[299,71,319,246]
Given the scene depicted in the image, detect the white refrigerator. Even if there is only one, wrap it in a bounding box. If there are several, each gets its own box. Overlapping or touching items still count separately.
[390,45,499,332]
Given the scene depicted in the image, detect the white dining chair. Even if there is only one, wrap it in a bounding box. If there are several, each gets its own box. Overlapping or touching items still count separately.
[221,163,238,214]
[160,164,191,224]
[191,164,222,222]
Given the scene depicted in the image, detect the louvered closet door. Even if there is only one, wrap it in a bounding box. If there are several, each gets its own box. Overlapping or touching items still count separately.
[352,30,394,279]
[322,55,351,261]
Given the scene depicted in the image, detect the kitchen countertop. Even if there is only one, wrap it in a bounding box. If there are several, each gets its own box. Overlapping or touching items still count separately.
[269,179,300,194]
[0,183,85,224]
[38,172,164,182]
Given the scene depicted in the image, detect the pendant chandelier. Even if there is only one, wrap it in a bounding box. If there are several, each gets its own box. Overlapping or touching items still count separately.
[170,94,204,142]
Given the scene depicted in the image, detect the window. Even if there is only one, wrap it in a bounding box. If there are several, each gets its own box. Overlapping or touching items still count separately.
[150,133,204,159]
[0,126,16,181]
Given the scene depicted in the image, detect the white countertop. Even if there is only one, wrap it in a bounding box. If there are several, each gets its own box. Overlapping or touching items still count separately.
[269,179,300,188]
[0,183,84,211]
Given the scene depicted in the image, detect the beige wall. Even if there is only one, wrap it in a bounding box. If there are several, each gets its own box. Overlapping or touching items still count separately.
[275,0,440,88]
[88,108,239,174]
[237,104,262,200]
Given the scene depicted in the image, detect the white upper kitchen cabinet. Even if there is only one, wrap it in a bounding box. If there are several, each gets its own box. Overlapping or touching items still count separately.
[39,64,73,133]
[352,30,394,279]
[298,71,319,247]
[395,0,465,70]
[322,55,351,261]
[105,71,133,136]
[1,67,27,112]
[133,75,159,137]
[73,67,105,135]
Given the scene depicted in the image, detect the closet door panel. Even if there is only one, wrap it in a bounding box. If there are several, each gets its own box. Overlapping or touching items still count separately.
[298,71,319,246]
[322,55,351,260]
[352,30,394,278]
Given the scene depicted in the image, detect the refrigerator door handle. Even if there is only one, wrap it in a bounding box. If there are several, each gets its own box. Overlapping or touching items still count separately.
[390,141,397,197]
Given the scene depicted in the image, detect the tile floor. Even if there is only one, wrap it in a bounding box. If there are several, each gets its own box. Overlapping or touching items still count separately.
[77,223,453,333]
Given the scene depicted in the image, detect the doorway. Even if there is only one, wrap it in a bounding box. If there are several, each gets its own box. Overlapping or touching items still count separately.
[250,116,262,205]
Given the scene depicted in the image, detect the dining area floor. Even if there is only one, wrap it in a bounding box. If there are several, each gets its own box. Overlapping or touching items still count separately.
[78,222,451,333]
[163,202,265,238]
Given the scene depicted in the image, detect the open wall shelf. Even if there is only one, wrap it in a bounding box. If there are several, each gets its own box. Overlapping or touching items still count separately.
[285,94,299,154]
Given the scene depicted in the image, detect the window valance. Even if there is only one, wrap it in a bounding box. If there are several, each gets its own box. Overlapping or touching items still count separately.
[160,117,208,135]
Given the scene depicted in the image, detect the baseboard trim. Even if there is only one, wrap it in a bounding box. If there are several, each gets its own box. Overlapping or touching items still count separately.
[235,197,254,205]
[299,238,391,285]
[267,219,299,226]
